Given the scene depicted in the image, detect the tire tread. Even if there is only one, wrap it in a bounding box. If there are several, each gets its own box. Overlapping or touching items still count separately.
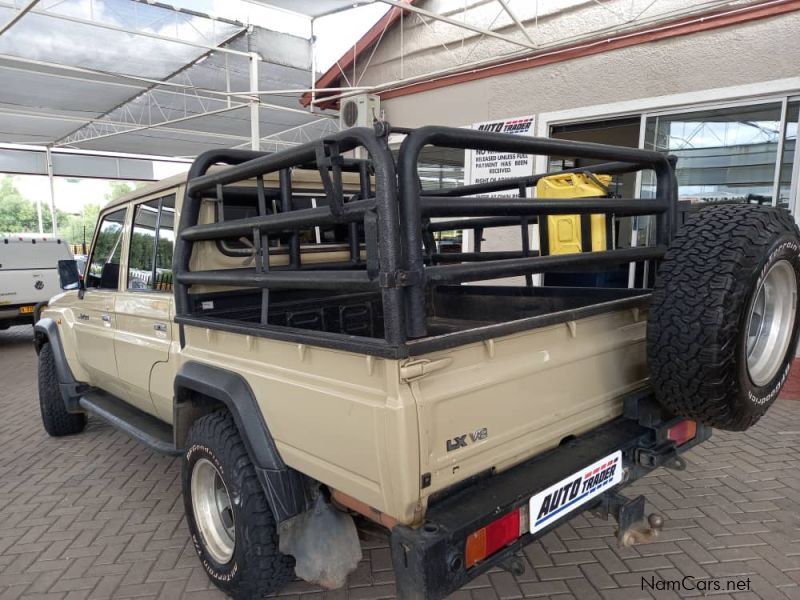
[647,204,800,431]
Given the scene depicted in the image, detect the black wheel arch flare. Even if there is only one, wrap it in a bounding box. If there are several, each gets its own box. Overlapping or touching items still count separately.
[174,361,311,523]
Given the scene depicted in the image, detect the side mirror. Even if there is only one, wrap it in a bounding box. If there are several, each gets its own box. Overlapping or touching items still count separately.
[57,259,82,291]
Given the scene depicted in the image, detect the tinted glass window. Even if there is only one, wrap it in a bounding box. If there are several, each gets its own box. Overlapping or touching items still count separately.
[127,196,176,291]
[155,196,175,291]
[86,208,126,289]
[216,193,348,255]
[128,200,159,290]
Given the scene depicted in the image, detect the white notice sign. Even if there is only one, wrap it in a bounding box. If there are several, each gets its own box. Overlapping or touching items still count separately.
[464,116,536,197]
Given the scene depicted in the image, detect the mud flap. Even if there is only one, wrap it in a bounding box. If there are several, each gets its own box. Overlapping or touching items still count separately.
[278,495,362,589]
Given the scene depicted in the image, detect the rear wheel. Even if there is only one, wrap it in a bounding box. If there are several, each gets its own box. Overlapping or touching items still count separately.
[647,204,800,430]
[182,411,295,599]
[38,343,86,436]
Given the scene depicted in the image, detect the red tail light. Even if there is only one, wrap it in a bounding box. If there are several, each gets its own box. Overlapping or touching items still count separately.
[465,508,522,568]
[667,420,697,446]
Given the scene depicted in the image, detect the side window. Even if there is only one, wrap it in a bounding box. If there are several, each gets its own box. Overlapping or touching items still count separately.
[155,196,175,291]
[128,200,159,290]
[127,196,175,292]
[214,192,343,255]
[86,208,127,290]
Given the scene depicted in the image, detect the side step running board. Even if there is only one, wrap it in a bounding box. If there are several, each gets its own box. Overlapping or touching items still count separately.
[79,391,180,456]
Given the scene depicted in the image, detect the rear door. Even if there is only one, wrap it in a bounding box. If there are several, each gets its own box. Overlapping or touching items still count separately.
[74,207,127,393]
[0,238,71,315]
[114,195,176,418]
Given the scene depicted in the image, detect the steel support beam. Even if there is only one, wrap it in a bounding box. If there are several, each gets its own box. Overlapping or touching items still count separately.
[0,1,253,57]
[378,0,537,51]
[0,0,40,36]
[495,0,537,47]
[58,104,250,146]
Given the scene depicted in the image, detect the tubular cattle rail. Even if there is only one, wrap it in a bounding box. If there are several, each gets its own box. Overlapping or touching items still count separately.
[174,123,678,358]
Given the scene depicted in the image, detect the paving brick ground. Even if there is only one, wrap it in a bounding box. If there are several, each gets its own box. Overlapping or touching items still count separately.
[1,325,799,600]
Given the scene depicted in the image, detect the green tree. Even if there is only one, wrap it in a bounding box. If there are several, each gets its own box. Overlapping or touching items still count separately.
[58,204,101,252]
[0,176,144,248]
[105,181,144,204]
[0,176,61,234]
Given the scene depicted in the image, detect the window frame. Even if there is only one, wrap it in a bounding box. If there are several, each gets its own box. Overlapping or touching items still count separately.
[85,206,128,291]
[125,194,176,293]
[214,190,333,258]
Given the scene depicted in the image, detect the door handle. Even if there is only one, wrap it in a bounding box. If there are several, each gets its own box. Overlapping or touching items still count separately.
[153,323,168,332]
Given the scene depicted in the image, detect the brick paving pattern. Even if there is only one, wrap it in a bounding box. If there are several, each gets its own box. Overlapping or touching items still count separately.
[1,325,799,599]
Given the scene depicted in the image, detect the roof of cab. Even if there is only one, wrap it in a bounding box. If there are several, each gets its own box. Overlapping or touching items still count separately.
[101,165,366,213]
[103,171,187,212]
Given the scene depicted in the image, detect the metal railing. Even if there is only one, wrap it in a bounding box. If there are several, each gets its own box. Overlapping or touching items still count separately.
[173,123,678,357]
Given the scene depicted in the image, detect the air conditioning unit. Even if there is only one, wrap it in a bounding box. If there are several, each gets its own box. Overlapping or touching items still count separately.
[339,94,381,130]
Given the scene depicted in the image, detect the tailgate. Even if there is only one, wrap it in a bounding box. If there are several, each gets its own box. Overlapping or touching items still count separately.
[408,306,648,499]
[0,269,59,308]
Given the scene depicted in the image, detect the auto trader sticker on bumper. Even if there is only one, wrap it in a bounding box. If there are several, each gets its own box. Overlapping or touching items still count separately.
[529,450,622,534]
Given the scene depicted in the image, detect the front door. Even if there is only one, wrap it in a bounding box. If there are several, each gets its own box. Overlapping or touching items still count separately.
[114,196,176,418]
[74,207,127,394]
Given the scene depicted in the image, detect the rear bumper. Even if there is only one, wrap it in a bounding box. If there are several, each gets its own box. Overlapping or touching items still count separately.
[389,393,711,600]
[0,312,34,327]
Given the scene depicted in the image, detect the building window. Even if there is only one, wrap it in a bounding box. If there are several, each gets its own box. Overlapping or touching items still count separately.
[644,103,785,204]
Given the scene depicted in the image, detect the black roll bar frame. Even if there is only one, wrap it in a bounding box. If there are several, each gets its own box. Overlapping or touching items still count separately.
[173,123,678,358]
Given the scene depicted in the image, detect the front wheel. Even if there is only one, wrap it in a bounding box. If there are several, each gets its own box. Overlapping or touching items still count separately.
[38,343,86,436]
[182,411,295,599]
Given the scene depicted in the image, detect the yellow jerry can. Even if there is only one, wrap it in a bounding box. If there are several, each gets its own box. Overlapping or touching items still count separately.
[536,172,612,255]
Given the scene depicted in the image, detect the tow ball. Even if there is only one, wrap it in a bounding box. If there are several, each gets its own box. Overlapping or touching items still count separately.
[592,492,664,547]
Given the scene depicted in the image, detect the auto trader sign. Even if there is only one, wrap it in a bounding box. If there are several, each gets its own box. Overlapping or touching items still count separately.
[464,116,536,197]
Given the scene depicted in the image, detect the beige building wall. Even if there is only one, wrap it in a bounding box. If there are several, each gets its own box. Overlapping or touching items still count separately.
[376,10,800,128]
[330,1,800,281]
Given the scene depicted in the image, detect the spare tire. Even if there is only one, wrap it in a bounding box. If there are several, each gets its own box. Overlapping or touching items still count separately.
[647,204,800,431]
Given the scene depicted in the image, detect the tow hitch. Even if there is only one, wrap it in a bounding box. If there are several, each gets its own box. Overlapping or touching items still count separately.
[593,492,664,547]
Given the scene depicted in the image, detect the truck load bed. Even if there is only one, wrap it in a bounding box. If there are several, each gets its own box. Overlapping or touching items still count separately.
[173,124,676,359]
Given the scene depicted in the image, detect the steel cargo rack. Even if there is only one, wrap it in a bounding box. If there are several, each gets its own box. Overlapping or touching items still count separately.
[173,123,678,358]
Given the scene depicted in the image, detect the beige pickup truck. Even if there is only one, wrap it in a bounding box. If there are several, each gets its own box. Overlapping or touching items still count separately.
[35,125,800,600]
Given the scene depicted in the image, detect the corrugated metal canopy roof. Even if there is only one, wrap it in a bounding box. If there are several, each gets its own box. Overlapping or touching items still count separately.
[0,0,339,158]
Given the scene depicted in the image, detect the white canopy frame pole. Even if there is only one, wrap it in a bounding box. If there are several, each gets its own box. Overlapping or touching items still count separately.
[45,147,57,236]
[250,52,260,151]
[310,17,316,114]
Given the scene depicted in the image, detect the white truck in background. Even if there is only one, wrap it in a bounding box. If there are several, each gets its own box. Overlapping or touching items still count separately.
[0,235,74,329]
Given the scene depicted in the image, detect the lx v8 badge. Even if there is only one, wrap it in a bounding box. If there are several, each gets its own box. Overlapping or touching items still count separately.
[446,427,488,452]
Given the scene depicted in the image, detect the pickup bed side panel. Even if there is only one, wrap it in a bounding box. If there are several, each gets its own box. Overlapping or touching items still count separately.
[411,307,648,500]
[179,326,422,524]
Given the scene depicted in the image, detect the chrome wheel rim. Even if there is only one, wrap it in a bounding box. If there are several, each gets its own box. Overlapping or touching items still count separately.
[746,260,797,386]
[191,458,235,564]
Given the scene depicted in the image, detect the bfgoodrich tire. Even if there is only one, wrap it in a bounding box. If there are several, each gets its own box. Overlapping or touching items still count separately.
[182,411,295,599]
[38,343,86,436]
[648,204,800,431]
